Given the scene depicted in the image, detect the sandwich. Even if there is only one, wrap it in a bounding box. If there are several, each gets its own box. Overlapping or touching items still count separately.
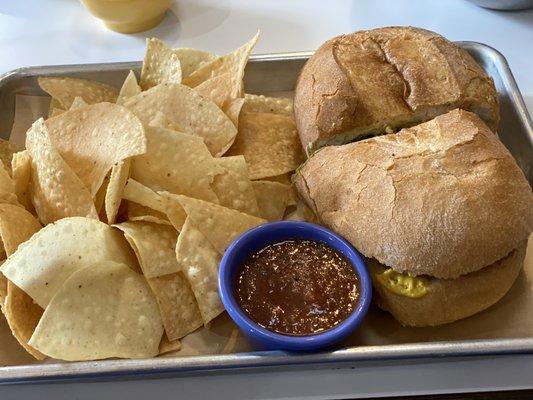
[294,27,499,155]
[293,109,533,326]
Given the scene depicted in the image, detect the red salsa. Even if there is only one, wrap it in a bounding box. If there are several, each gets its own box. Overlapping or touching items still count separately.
[234,239,360,336]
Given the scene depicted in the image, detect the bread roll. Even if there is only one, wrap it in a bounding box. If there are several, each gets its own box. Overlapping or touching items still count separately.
[294,109,533,279]
[294,27,499,154]
[370,244,526,327]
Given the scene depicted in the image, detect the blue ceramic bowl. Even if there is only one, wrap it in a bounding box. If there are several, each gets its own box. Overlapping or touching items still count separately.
[218,221,372,351]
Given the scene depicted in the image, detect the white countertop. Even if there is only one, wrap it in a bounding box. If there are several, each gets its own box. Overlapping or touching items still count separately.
[0,1,532,398]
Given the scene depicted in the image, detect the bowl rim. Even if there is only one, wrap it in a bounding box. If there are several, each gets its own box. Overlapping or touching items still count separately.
[218,220,372,351]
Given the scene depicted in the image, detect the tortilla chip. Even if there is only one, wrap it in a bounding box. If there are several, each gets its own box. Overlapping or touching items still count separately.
[182,31,259,93]
[48,108,64,118]
[194,73,235,108]
[176,195,265,254]
[131,126,221,203]
[226,112,304,179]
[242,94,293,115]
[0,271,6,304]
[157,191,187,231]
[130,215,171,226]
[140,38,182,90]
[123,83,237,157]
[0,205,43,359]
[193,73,244,128]
[149,111,183,132]
[212,156,259,216]
[0,139,19,175]
[223,97,245,128]
[45,102,146,196]
[114,220,179,278]
[180,56,226,88]
[105,159,131,224]
[123,178,167,214]
[123,180,184,230]
[263,172,292,185]
[94,172,110,216]
[0,204,41,255]
[38,77,118,109]
[26,119,98,224]
[0,160,19,205]
[11,151,33,211]
[287,186,298,206]
[127,202,169,222]
[69,96,88,110]
[48,98,64,118]
[175,218,224,324]
[0,208,44,360]
[174,48,216,78]
[117,70,142,105]
[252,180,290,221]
[0,206,39,247]
[262,172,298,206]
[285,200,320,224]
[159,333,181,355]
[147,272,203,341]
[1,216,139,308]
[4,282,45,360]
[265,174,297,205]
[29,261,163,361]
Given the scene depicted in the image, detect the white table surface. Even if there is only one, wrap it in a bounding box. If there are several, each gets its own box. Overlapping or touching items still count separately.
[1,0,532,398]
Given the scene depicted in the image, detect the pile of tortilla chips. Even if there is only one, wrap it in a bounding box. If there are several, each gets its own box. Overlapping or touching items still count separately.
[0,33,312,362]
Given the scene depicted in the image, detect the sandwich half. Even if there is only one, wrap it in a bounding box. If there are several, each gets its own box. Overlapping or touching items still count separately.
[294,109,533,326]
[294,27,499,155]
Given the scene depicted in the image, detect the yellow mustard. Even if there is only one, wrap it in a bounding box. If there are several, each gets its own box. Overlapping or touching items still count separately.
[374,269,430,298]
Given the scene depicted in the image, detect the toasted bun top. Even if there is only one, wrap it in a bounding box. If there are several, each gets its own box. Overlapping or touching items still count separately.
[294,27,499,154]
[294,109,533,279]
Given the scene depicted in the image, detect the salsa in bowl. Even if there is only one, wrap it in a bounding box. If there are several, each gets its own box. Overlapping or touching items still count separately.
[218,221,372,351]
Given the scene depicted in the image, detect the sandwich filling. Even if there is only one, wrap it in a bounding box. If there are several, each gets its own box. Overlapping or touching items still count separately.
[374,268,429,298]
[366,259,430,298]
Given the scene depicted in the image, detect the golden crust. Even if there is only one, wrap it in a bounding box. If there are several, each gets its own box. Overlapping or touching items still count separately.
[371,243,526,327]
[294,110,533,279]
[294,39,359,155]
[294,27,499,154]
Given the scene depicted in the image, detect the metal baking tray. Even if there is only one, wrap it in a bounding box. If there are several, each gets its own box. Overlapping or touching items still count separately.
[0,42,531,384]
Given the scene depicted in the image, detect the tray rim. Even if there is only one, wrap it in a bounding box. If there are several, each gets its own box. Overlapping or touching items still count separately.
[0,41,531,385]
[2,338,533,385]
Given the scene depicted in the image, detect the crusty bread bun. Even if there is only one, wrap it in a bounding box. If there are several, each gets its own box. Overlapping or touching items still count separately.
[294,109,533,279]
[369,243,526,327]
[294,27,499,154]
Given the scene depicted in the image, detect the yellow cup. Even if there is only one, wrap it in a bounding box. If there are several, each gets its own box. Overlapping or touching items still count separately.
[80,0,172,33]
